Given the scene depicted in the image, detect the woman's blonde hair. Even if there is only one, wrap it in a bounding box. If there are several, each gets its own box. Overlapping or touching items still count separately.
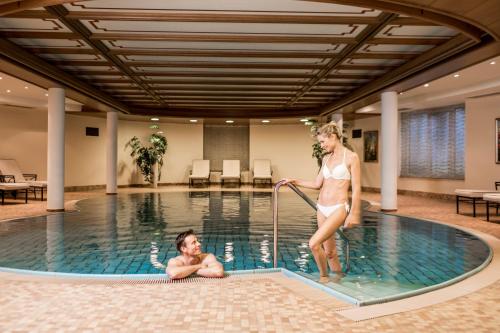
[316,121,341,139]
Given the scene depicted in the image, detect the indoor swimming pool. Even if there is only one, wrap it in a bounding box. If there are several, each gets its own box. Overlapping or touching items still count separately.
[0,191,491,303]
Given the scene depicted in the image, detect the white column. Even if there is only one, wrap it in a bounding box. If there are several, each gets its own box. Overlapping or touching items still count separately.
[106,111,118,194]
[380,91,398,211]
[330,113,343,138]
[47,87,65,211]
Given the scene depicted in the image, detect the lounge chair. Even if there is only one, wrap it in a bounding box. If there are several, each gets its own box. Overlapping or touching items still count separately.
[0,159,47,201]
[455,189,498,217]
[252,159,273,187]
[189,159,210,187]
[220,160,241,187]
[483,193,500,222]
[0,180,29,205]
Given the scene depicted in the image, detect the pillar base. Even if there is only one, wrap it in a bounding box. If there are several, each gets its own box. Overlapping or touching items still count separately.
[381,208,398,212]
[106,192,118,195]
[47,208,65,212]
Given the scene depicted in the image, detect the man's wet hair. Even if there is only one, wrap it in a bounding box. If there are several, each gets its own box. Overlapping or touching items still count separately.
[175,229,195,252]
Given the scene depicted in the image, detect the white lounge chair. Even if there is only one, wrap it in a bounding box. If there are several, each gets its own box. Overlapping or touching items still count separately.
[189,159,210,187]
[252,159,273,187]
[483,193,500,221]
[221,160,241,187]
[0,182,29,205]
[0,159,47,201]
[455,189,498,217]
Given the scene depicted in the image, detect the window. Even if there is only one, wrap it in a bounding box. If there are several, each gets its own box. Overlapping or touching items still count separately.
[400,105,464,179]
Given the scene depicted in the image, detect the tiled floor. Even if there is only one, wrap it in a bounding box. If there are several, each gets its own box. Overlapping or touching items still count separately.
[0,186,499,332]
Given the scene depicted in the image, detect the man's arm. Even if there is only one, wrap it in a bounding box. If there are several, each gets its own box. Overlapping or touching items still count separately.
[166,258,206,279]
[196,253,224,278]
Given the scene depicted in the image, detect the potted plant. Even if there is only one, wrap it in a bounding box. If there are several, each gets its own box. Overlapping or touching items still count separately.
[126,133,167,186]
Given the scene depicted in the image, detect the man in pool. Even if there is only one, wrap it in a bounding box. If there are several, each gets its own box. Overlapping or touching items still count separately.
[166,229,224,279]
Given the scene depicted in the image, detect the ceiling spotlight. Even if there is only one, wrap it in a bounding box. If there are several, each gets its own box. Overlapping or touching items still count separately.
[45,93,48,97]
[399,92,403,95]
[424,83,429,87]
[157,131,164,134]
[490,61,496,65]
[453,73,460,78]
[262,120,270,123]
[24,86,28,89]
[300,118,308,122]
[189,119,198,123]
[150,117,159,121]
[0,77,3,80]
[6,89,11,93]
[225,120,234,124]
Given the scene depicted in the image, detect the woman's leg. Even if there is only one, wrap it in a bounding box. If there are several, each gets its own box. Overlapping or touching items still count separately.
[311,208,347,281]
[317,213,341,273]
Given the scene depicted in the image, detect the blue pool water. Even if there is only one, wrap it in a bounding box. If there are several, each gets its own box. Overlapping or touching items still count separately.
[0,191,491,302]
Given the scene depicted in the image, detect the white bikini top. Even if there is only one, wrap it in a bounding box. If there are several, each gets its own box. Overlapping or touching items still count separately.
[322,149,351,180]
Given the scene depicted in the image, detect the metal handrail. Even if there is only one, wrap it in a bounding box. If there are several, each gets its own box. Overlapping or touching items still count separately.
[272,179,350,272]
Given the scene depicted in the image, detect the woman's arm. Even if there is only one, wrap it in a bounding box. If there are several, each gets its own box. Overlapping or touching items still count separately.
[344,153,361,227]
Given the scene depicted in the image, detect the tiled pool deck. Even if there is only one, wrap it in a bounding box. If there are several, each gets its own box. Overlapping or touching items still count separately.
[1,186,499,332]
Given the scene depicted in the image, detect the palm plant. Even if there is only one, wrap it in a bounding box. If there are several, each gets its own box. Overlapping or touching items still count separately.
[126,133,167,184]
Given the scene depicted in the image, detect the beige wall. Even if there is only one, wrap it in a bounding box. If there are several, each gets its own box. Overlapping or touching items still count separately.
[3,98,496,193]
[350,94,500,194]
[250,124,318,182]
[465,95,500,190]
[0,106,47,180]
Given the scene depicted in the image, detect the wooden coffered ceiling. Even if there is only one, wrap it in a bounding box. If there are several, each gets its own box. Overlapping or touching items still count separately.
[0,0,499,118]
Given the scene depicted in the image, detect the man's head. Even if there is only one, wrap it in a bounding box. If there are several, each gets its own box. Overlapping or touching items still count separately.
[175,229,202,256]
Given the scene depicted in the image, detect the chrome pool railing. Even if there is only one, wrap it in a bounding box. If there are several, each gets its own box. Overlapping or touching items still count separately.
[272,179,350,272]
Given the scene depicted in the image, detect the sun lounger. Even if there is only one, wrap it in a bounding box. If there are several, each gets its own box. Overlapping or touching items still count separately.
[455,189,498,217]
[0,159,47,200]
[0,182,29,204]
[252,159,273,187]
[483,193,500,221]
[221,160,241,187]
[189,159,210,187]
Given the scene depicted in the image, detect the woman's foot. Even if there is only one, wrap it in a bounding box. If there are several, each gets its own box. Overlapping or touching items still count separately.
[319,275,330,283]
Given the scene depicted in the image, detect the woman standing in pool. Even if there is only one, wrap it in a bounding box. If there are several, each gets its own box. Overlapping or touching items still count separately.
[283,121,361,282]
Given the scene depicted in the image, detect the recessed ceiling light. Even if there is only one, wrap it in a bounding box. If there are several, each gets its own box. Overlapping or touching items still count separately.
[453,73,460,78]
[45,93,48,97]
[157,131,164,134]
[300,118,308,122]
[424,83,429,87]
[225,120,234,124]
[189,119,198,123]
[24,86,28,89]
[0,77,3,80]
[262,120,270,123]
[490,61,496,65]
[6,89,11,93]
[150,117,159,121]
[399,92,403,95]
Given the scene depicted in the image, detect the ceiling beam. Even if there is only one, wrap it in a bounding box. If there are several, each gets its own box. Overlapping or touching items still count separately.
[287,12,398,106]
[304,0,485,41]
[44,5,165,106]
[0,37,130,113]
[26,47,418,60]
[0,0,73,16]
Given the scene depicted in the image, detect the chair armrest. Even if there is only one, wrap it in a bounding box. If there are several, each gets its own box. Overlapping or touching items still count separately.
[23,173,37,181]
[0,175,15,183]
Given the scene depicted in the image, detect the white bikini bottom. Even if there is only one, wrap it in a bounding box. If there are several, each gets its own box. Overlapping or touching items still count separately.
[317,202,349,218]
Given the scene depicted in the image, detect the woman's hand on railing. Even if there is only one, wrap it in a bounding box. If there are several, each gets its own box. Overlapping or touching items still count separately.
[280,178,296,185]
[343,212,361,229]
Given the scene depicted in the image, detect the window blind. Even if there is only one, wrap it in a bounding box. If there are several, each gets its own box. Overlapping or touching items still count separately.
[400,105,464,179]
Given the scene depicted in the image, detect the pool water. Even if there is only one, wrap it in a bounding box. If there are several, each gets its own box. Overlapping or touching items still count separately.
[0,191,491,302]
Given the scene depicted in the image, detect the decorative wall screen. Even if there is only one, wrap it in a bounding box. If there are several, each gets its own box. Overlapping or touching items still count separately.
[204,124,249,171]
[400,105,465,179]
